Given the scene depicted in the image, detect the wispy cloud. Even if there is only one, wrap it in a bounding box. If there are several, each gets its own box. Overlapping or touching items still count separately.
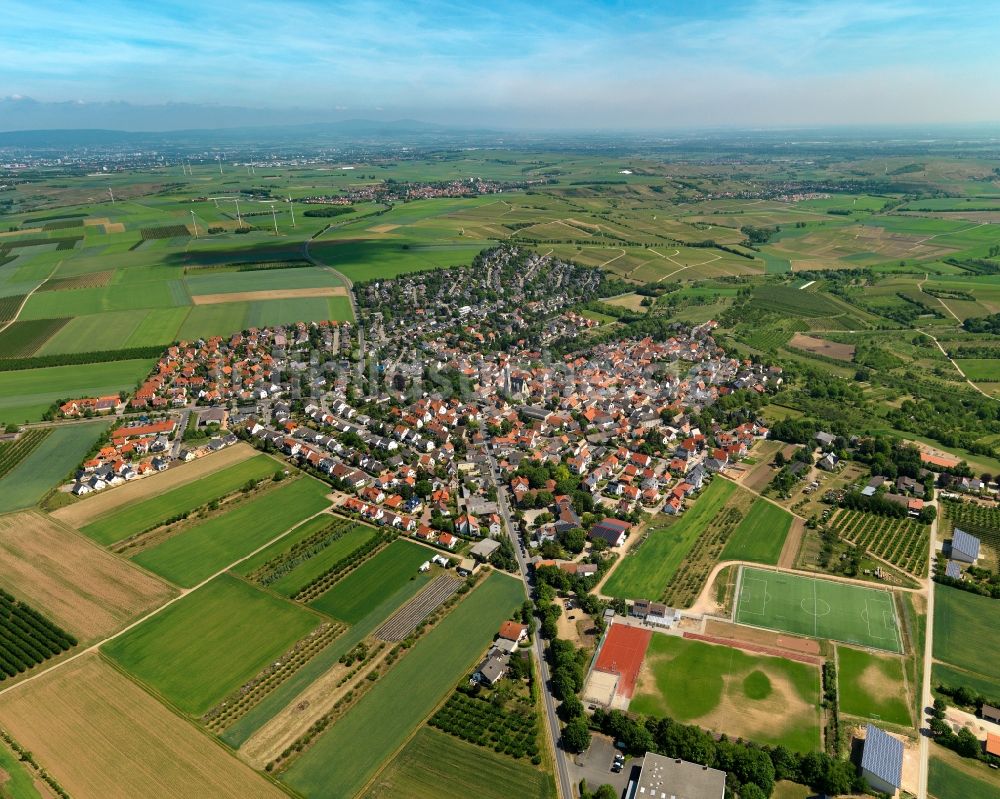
[1,0,999,128]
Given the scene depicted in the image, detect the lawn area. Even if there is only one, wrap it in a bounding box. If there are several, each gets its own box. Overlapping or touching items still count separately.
[720,498,793,565]
[630,635,821,753]
[222,570,431,748]
[81,453,279,545]
[0,359,154,423]
[929,748,1000,799]
[933,585,1000,682]
[308,540,433,622]
[364,726,554,799]
[836,645,912,725]
[132,476,330,587]
[0,421,108,513]
[602,479,736,600]
[736,567,902,653]
[102,574,320,716]
[282,573,525,799]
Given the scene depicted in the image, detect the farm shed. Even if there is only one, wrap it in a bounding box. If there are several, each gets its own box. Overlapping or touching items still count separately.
[950,528,981,563]
[588,518,631,547]
[469,538,501,561]
[982,704,1000,724]
[860,724,903,797]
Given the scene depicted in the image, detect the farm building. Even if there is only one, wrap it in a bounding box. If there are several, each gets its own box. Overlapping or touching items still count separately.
[950,528,981,563]
[982,704,1000,725]
[945,561,962,580]
[635,752,726,799]
[588,518,631,547]
[469,538,501,561]
[860,724,903,797]
[987,732,1000,758]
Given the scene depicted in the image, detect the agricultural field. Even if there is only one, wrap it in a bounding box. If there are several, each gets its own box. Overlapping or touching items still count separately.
[281,573,525,799]
[0,428,50,480]
[720,498,794,565]
[0,421,108,513]
[0,318,70,358]
[932,585,1000,686]
[0,360,154,424]
[735,567,903,653]
[940,499,1000,558]
[307,539,433,622]
[602,478,736,601]
[0,654,288,799]
[631,635,821,753]
[131,475,331,587]
[836,646,912,726]
[222,567,433,751]
[235,515,378,597]
[0,512,174,642]
[931,662,1000,700]
[827,509,929,576]
[929,748,1000,799]
[79,452,280,545]
[0,586,76,681]
[102,573,321,716]
[364,727,555,799]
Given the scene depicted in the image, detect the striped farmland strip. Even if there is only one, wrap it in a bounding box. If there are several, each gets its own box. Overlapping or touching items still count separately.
[374,575,463,642]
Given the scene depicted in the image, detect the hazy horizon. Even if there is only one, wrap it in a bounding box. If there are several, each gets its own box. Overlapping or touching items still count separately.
[3,0,1000,132]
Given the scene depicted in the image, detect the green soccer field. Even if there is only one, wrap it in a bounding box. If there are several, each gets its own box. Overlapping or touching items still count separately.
[734,567,902,653]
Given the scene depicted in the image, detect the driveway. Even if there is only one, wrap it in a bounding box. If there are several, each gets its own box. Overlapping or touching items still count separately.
[569,733,642,798]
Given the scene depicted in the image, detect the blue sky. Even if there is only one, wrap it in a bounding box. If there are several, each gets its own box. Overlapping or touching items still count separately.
[2,0,999,129]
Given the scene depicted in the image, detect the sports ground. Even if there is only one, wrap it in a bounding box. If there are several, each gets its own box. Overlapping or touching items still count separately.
[589,623,652,701]
[734,567,902,653]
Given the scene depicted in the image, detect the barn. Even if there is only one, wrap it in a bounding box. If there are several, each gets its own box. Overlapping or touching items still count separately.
[860,724,903,797]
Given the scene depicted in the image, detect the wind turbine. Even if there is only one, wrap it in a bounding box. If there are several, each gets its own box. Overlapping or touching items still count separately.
[108,187,115,205]
[217,155,223,175]
[287,196,296,227]
[269,204,279,236]
[190,210,199,237]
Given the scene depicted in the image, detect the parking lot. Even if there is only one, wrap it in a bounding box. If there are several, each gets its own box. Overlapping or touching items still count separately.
[569,733,643,798]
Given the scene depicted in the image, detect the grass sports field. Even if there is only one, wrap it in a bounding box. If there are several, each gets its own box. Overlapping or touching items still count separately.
[933,585,1000,683]
[721,498,793,565]
[603,479,736,600]
[282,573,525,799]
[836,646,911,725]
[0,654,287,799]
[103,574,320,717]
[364,727,555,799]
[631,635,821,753]
[81,453,279,544]
[0,421,108,513]
[132,476,330,587]
[308,539,432,622]
[735,567,902,653]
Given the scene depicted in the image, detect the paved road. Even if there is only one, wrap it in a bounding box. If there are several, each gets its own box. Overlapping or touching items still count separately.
[916,500,939,799]
[486,450,574,799]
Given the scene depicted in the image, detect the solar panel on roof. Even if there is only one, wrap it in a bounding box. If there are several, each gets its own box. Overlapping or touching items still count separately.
[952,528,981,560]
[861,724,903,789]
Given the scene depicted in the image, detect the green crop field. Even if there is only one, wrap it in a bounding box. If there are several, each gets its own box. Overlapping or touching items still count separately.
[308,539,433,622]
[933,585,1000,682]
[81,453,280,545]
[630,635,821,753]
[836,646,911,725]
[102,574,319,717]
[282,573,525,799]
[929,752,1000,799]
[261,523,376,598]
[0,738,44,799]
[735,567,902,653]
[932,662,1000,700]
[720,498,793,565]
[0,421,108,513]
[0,429,50,480]
[603,479,735,600]
[955,359,1000,382]
[222,570,431,747]
[364,727,555,799]
[131,476,330,587]
[0,359,155,423]
[828,509,929,577]
[0,318,70,357]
